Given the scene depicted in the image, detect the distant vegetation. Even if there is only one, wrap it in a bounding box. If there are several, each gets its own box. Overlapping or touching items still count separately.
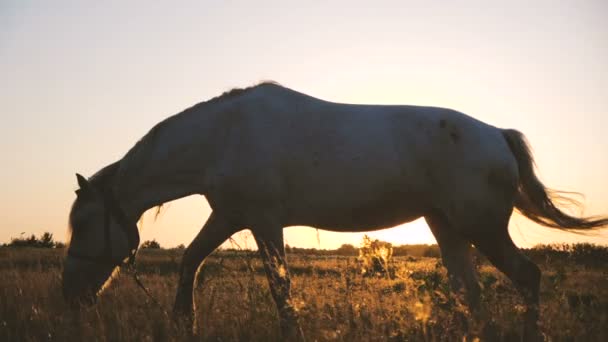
[3,232,64,249]
[141,239,162,249]
[283,240,441,258]
[3,233,606,266]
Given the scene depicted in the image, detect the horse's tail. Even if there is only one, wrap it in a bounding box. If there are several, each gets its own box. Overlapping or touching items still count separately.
[502,128,608,230]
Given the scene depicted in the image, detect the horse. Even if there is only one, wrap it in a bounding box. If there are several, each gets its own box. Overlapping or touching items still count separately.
[63,81,608,340]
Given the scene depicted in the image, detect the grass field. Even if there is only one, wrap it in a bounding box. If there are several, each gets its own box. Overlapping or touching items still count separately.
[1,245,607,341]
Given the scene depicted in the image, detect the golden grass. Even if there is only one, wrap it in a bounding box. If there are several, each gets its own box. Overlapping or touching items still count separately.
[1,247,607,341]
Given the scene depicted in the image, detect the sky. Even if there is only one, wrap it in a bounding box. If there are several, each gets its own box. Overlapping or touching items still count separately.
[1,0,607,250]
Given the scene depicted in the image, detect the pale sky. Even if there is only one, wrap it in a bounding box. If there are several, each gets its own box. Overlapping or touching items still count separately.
[1,0,607,249]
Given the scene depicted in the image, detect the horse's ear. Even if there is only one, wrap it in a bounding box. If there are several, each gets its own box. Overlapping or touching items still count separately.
[75,173,91,193]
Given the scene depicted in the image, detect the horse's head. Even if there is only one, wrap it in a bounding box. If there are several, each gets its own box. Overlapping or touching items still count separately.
[62,173,139,305]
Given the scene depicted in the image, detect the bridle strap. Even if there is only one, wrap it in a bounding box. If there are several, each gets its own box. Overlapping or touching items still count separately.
[68,189,169,317]
[102,189,140,264]
[67,189,167,315]
[67,189,139,267]
[103,198,169,315]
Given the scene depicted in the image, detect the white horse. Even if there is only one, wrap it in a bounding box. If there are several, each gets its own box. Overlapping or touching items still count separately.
[63,81,607,340]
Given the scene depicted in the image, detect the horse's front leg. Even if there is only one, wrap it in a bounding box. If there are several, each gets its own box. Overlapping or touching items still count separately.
[173,213,238,331]
[252,225,305,341]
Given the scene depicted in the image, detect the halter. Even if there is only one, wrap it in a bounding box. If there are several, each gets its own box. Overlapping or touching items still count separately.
[67,189,140,267]
[66,189,169,315]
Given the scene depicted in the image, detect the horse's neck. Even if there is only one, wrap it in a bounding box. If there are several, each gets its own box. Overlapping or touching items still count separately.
[112,108,220,220]
[114,177,198,220]
[114,166,209,223]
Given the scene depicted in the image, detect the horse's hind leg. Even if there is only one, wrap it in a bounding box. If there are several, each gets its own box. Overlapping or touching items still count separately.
[469,216,542,341]
[426,213,481,310]
[251,225,304,341]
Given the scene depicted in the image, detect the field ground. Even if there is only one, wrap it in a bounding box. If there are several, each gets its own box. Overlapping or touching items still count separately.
[1,246,607,341]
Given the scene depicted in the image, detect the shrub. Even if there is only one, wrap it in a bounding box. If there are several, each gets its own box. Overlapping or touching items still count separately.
[6,232,60,248]
[141,239,161,249]
[336,243,358,256]
[358,235,393,277]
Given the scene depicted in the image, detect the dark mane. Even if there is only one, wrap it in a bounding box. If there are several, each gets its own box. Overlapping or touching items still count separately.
[118,81,281,179]
[166,80,281,119]
[204,80,280,105]
[167,80,282,122]
[89,161,121,187]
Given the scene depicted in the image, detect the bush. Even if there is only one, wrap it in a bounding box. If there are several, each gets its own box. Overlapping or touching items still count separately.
[141,239,161,249]
[336,243,358,256]
[358,235,394,277]
[6,232,60,248]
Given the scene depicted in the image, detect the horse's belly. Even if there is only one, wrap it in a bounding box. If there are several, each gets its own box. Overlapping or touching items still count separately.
[286,189,428,231]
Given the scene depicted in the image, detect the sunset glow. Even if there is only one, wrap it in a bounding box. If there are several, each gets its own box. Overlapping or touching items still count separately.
[1,0,607,249]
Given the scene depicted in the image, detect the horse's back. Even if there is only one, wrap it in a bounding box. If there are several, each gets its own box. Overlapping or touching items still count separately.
[208,85,519,229]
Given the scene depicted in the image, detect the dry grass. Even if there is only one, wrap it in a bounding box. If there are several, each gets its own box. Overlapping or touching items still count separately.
[1,247,607,341]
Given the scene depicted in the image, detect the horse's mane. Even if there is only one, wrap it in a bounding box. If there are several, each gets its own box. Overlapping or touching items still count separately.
[205,80,280,105]
[150,80,279,133]
[117,81,280,181]
[90,161,121,186]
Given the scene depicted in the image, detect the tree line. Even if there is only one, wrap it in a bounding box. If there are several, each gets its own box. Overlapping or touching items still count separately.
[2,232,439,257]
[3,232,65,248]
[1,233,166,250]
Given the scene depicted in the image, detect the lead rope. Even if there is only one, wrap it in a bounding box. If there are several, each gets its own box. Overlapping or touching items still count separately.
[126,254,171,318]
[101,190,171,318]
